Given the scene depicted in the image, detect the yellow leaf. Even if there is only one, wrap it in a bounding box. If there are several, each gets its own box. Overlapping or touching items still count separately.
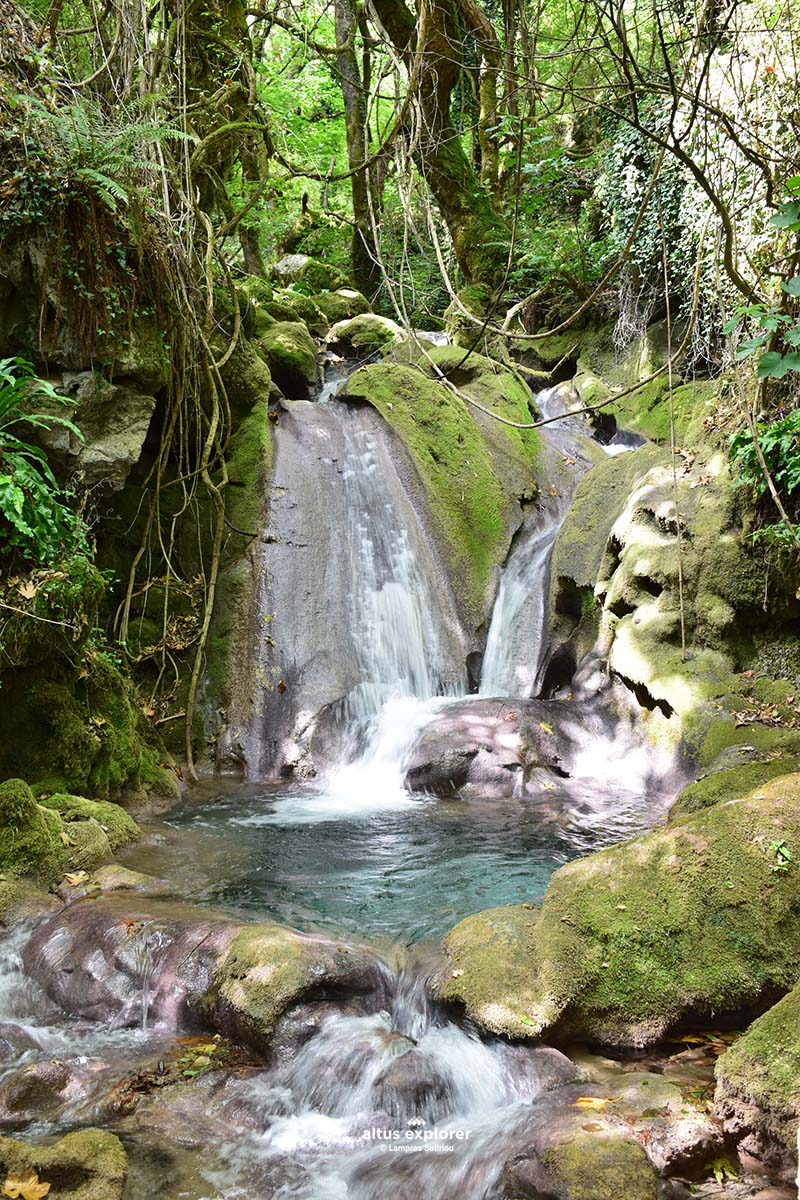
[539,722,554,735]
[17,581,37,601]
[59,831,75,847]
[63,871,89,887]
[2,1169,51,1199]
[573,1097,608,1111]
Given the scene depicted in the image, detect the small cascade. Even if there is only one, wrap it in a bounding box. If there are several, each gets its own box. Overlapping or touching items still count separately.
[324,410,466,797]
[206,960,577,1200]
[479,386,587,699]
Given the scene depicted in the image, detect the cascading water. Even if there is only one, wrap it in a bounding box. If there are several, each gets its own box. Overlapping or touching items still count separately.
[323,402,466,802]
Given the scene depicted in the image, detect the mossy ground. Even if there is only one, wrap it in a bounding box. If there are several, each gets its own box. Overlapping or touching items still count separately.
[440,773,800,1045]
[0,1128,127,1200]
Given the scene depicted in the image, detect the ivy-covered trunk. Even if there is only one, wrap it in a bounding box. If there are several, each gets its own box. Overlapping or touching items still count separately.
[371,0,510,286]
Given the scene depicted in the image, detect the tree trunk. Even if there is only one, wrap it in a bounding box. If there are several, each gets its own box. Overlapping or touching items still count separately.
[370,0,509,285]
[335,0,380,296]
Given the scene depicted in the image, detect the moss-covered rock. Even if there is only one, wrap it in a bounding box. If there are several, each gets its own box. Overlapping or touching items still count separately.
[312,288,370,325]
[0,779,63,879]
[256,320,319,398]
[437,773,800,1045]
[206,925,387,1054]
[60,819,113,871]
[216,333,272,421]
[265,290,327,331]
[0,556,105,672]
[271,253,349,292]
[0,1127,127,1200]
[714,982,800,1170]
[326,313,405,353]
[40,793,139,851]
[669,754,800,820]
[538,1133,659,1199]
[341,354,540,625]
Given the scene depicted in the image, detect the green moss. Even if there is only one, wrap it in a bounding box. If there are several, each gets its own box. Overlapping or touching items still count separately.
[312,289,370,325]
[41,793,139,851]
[715,982,800,1150]
[256,320,318,397]
[440,773,800,1045]
[0,1128,127,1200]
[328,313,404,351]
[670,756,800,820]
[682,707,800,769]
[344,359,539,623]
[208,926,309,1041]
[0,779,63,879]
[216,334,272,422]
[541,1134,658,1200]
[0,556,105,671]
[61,819,113,870]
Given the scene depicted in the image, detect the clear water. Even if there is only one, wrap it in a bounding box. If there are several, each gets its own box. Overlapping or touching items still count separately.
[122,774,659,946]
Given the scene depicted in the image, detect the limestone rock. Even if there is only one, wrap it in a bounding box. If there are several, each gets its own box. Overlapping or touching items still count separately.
[326,313,405,352]
[0,1128,127,1200]
[42,372,157,490]
[436,774,800,1045]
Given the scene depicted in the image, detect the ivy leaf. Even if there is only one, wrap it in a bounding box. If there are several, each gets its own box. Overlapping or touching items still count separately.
[2,1170,51,1199]
[756,351,800,378]
[771,201,800,229]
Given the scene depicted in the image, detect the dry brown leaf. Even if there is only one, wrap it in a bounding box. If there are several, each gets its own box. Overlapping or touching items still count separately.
[16,581,37,601]
[63,871,89,887]
[2,1169,51,1199]
[58,831,75,847]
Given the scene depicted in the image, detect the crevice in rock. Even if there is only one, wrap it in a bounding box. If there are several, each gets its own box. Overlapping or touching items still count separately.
[613,671,674,718]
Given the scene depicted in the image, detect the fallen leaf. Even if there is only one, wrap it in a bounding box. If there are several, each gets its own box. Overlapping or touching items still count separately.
[573,1097,608,1111]
[16,581,37,601]
[2,1169,51,1199]
[63,871,89,887]
[59,831,75,847]
[451,969,464,978]
[539,722,554,735]
[541,781,556,791]
[581,1122,603,1132]
[562,456,577,466]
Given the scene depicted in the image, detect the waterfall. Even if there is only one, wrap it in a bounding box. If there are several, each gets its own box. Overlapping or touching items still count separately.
[325,415,466,801]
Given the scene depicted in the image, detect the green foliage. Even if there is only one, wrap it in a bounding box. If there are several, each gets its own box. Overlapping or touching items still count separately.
[729,407,800,501]
[0,358,87,564]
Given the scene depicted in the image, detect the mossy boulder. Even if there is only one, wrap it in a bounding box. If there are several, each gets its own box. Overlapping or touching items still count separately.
[206,925,388,1054]
[0,556,105,672]
[60,819,113,871]
[0,779,63,879]
[341,353,540,626]
[538,1134,658,1199]
[311,288,370,325]
[40,793,140,851]
[326,313,405,353]
[256,320,319,398]
[265,290,327,331]
[271,253,349,292]
[216,333,272,422]
[437,773,800,1046]
[0,1128,127,1200]
[669,753,800,820]
[715,982,800,1171]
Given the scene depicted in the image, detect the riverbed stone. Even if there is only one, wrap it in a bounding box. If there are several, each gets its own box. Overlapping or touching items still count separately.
[0,1128,127,1200]
[436,774,800,1046]
[207,924,389,1055]
[714,982,800,1176]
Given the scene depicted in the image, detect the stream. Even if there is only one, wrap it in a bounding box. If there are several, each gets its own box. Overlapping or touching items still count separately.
[0,363,748,1198]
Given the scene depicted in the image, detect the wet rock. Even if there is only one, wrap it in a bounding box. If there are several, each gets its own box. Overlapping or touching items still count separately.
[714,981,800,1177]
[0,1128,127,1200]
[436,774,800,1045]
[0,1059,71,1125]
[91,864,173,897]
[373,1048,450,1120]
[208,924,390,1057]
[504,1131,659,1199]
[23,897,237,1028]
[23,897,388,1056]
[404,699,564,797]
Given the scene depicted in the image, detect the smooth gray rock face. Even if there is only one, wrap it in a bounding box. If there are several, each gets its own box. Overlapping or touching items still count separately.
[39,371,156,490]
[236,401,469,777]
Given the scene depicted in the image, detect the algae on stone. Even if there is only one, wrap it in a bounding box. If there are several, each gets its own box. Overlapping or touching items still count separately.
[0,1127,127,1200]
[438,773,800,1045]
[256,320,319,398]
[40,793,140,851]
[0,779,63,879]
